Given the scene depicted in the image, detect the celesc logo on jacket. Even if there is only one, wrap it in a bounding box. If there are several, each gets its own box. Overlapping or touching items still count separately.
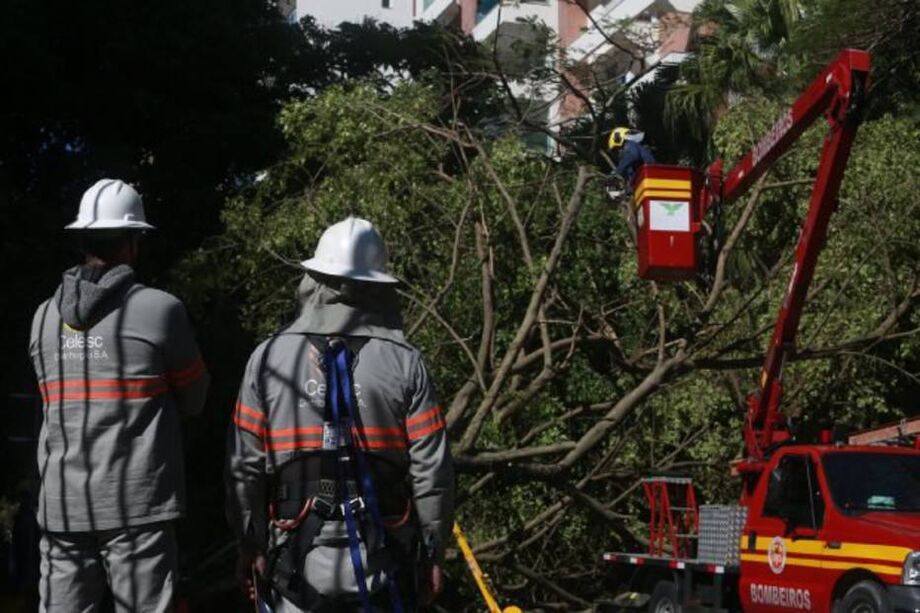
[299,378,368,411]
[56,333,109,361]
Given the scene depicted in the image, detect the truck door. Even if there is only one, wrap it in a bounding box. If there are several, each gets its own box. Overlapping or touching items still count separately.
[741,453,829,611]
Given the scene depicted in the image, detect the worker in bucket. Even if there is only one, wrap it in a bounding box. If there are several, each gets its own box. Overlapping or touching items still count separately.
[606,126,656,199]
[28,179,210,612]
[226,216,455,612]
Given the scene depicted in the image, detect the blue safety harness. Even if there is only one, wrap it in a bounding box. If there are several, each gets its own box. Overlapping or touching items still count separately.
[327,342,405,613]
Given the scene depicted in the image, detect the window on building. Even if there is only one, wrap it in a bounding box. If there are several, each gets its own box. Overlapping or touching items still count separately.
[382,0,390,7]
[476,0,500,22]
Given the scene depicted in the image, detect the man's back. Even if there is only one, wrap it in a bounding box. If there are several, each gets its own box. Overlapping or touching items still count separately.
[616,139,656,186]
[30,265,208,532]
[228,331,452,557]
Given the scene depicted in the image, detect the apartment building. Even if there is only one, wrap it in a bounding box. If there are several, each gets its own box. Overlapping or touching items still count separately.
[296,0,415,29]
[419,0,697,81]
[295,0,700,141]
[293,0,698,79]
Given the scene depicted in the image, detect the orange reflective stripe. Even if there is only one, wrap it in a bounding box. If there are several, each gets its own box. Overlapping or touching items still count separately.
[263,426,323,452]
[354,437,407,450]
[42,388,169,401]
[354,425,405,437]
[266,426,323,438]
[351,424,408,450]
[407,418,445,441]
[407,405,442,428]
[234,414,266,438]
[40,377,168,402]
[407,405,445,441]
[167,355,206,387]
[266,439,323,452]
[42,377,164,390]
[235,402,266,423]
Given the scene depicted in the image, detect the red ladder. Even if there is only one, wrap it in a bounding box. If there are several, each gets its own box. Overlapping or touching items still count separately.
[642,476,699,558]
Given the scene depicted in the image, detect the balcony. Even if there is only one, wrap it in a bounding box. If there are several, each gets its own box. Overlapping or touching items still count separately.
[419,0,460,25]
[566,0,662,63]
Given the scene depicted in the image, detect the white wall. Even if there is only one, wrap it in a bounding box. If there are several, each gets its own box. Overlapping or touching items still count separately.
[297,0,415,29]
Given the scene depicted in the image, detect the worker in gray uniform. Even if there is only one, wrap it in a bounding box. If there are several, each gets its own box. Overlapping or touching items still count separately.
[226,216,454,612]
[28,179,210,612]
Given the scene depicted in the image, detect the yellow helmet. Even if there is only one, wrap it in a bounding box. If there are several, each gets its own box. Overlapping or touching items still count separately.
[608,126,631,150]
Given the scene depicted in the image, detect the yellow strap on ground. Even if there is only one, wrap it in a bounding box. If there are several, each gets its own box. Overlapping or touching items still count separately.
[454,522,502,613]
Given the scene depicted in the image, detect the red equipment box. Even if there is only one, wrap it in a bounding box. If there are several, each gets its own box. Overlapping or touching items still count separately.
[633,164,703,281]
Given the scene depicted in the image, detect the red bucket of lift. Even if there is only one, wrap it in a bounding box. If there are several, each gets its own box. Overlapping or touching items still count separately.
[632,164,704,281]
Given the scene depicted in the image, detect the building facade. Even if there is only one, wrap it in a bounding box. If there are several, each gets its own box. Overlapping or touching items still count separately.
[418,0,698,77]
[295,0,701,144]
[417,0,700,142]
[296,0,416,29]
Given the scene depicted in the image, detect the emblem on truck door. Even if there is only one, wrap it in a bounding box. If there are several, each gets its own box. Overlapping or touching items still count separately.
[768,536,787,574]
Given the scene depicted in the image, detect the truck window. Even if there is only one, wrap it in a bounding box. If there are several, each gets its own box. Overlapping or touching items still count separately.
[763,455,824,529]
[823,452,920,513]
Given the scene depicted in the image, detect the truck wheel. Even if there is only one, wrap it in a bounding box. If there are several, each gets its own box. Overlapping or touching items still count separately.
[648,580,680,613]
[840,581,890,613]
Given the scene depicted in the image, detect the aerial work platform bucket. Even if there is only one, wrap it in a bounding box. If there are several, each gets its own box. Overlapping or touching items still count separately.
[632,164,703,281]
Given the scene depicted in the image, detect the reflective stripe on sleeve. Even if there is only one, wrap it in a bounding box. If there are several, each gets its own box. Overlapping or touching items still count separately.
[234,401,267,439]
[167,355,206,388]
[406,405,445,441]
[233,414,266,438]
[236,402,266,423]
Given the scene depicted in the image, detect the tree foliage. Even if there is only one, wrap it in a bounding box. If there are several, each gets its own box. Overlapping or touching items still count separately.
[183,39,920,605]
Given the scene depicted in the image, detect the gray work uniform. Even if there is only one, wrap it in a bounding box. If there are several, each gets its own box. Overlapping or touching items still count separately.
[29,264,209,612]
[225,274,454,611]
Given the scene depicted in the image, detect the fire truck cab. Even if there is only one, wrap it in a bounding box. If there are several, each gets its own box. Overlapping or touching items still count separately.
[740,444,920,612]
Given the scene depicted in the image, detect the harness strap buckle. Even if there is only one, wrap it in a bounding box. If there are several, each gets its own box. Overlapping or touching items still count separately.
[312,496,337,520]
[342,496,366,516]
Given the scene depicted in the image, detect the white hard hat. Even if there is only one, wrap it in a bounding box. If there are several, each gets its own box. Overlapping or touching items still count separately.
[65,179,155,231]
[301,216,398,284]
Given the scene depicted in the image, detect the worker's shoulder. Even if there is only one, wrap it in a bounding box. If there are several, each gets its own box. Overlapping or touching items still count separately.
[245,333,307,367]
[123,284,187,312]
[30,297,57,331]
[360,336,424,360]
[31,296,54,315]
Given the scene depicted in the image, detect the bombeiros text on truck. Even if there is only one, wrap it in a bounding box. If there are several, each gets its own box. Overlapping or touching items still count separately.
[606,49,920,613]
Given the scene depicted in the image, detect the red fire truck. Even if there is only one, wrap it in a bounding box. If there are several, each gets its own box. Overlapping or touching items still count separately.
[605,49,920,612]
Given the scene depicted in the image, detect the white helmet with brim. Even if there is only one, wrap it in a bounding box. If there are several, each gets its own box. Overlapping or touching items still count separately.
[301,216,398,284]
[66,179,155,231]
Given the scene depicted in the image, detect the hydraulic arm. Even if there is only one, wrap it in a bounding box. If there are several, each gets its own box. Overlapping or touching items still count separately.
[704,50,871,474]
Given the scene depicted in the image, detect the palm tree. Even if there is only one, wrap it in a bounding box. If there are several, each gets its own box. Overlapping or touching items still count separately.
[664,0,807,140]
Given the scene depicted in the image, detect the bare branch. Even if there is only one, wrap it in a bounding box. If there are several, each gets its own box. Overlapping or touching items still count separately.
[458,166,592,451]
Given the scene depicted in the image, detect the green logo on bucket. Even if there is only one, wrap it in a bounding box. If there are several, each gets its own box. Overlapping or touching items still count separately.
[661,203,683,216]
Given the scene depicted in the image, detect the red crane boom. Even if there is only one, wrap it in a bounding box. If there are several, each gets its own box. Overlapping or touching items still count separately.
[631,49,870,476]
[706,50,872,474]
